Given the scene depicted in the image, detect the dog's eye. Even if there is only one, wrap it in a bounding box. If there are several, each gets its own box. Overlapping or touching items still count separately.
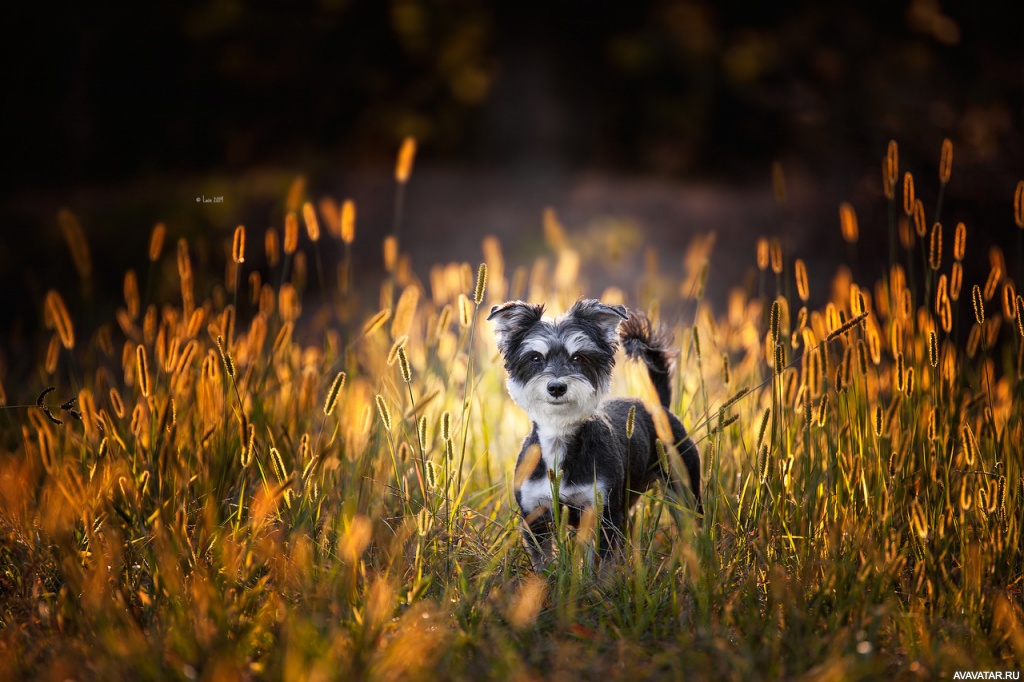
[571,353,587,365]
[529,352,544,364]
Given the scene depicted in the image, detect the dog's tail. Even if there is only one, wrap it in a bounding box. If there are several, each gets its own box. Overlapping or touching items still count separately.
[619,310,677,408]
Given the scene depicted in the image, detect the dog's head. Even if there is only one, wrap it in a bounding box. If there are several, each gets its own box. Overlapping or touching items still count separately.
[488,299,628,433]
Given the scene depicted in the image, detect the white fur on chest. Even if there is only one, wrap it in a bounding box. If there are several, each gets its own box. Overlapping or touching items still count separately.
[518,477,605,515]
[517,427,607,515]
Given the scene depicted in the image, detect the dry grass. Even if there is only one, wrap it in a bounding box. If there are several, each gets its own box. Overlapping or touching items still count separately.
[1,143,1023,681]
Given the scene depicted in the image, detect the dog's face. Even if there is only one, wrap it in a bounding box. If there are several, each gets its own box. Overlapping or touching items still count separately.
[488,299,628,434]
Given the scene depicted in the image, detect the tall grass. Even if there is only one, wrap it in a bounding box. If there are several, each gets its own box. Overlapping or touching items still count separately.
[1,143,1023,680]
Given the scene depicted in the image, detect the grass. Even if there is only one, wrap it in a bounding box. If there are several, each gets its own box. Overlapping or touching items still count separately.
[2,143,1023,681]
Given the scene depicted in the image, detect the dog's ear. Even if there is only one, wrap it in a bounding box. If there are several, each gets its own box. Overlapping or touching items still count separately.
[487,301,545,352]
[567,299,629,345]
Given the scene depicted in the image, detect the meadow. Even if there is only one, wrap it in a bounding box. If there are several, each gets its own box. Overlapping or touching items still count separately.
[2,140,1023,680]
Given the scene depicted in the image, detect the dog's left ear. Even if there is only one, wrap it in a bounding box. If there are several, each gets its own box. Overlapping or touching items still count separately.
[487,300,546,353]
[567,299,629,345]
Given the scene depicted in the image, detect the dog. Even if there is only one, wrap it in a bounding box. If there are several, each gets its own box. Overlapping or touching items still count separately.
[487,298,702,571]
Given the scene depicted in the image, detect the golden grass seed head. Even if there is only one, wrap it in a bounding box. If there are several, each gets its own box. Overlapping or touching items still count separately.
[302,202,320,242]
[696,262,709,300]
[1016,295,1024,337]
[45,290,75,350]
[375,394,393,431]
[109,388,125,419]
[886,140,899,197]
[756,237,769,271]
[928,222,942,270]
[770,299,780,344]
[176,238,192,281]
[795,259,809,301]
[867,326,881,365]
[270,446,288,482]
[904,366,914,396]
[935,313,954,361]
[953,222,966,261]
[391,286,419,339]
[939,138,953,184]
[756,408,771,451]
[625,404,636,439]
[983,315,1001,351]
[441,411,452,441]
[1015,180,1024,228]
[816,395,828,427]
[398,345,412,383]
[216,335,235,378]
[474,262,488,304]
[721,386,750,414]
[774,343,785,375]
[928,330,939,367]
[839,202,859,243]
[898,216,914,250]
[124,270,140,320]
[136,344,150,397]
[949,262,963,302]
[142,305,158,346]
[383,236,398,272]
[395,136,417,183]
[983,265,1001,303]
[324,371,346,416]
[284,212,299,255]
[961,424,978,465]
[826,311,868,344]
[850,285,865,317]
[58,208,92,278]
[265,228,281,267]
[286,175,306,212]
[855,339,868,377]
[543,207,568,252]
[1002,282,1017,319]
[841,343,853,388]
[972,284,985,325]
[362,308,391,338]
[903,172,915,216]
[935,274,948,315]
[417,415,428,450]
[458,294,473,328]
[888,450,898,478]
[148,222,166,262]
[769,238,783,275]
[693,325,703,359]
[341,199,356,244]
[232,225,246,264]
[722,353,731,385]
[44,335,60,374]
[874,405,883,437]
[913,199,926,238]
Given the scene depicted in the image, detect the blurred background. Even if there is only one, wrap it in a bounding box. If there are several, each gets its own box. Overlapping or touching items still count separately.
[1,0,1022,375]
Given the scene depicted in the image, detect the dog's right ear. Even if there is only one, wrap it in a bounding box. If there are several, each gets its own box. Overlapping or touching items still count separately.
[487,301,545,351]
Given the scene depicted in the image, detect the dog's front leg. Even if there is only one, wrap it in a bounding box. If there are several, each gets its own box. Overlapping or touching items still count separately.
[522,507,554,572]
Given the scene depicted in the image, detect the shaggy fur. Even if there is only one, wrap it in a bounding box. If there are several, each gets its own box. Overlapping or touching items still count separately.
[488,299,702,571]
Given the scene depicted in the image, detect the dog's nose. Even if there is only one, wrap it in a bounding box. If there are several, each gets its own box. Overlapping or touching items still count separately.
[547,381,567,398]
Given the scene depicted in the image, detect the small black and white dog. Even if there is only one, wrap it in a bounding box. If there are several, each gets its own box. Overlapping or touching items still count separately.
[488,298,702,570]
